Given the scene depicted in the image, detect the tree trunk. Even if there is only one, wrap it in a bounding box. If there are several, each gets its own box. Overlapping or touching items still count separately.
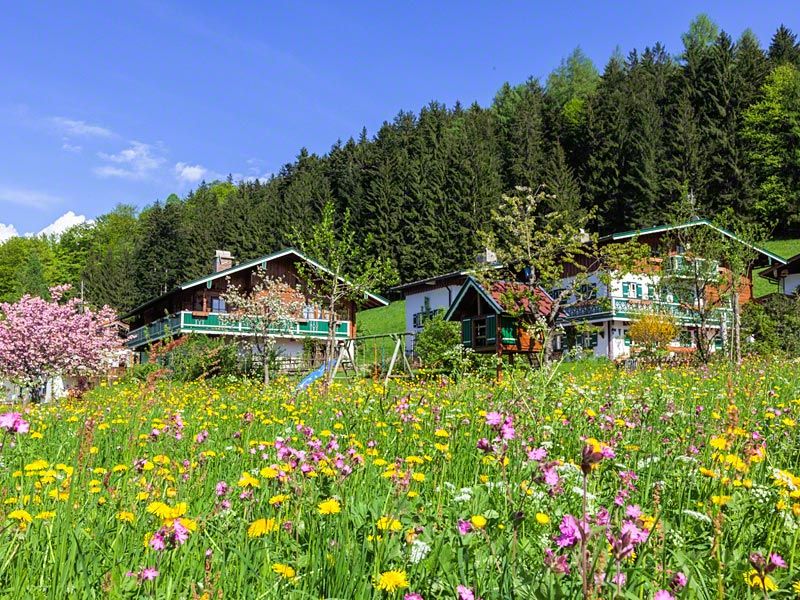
[324,295,338,385]
[733,290,741,366]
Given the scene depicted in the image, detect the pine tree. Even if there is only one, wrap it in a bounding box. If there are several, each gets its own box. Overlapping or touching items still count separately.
[697,32,747,215]
[768,25,800,67]
[621,45,674,226]
[584,53,629,232]
[544,141,582,216]
[741,64,800,231]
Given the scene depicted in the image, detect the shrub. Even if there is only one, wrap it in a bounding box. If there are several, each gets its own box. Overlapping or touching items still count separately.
[413,314,463,374]
[629,310,679,355]
[166,334,242,381]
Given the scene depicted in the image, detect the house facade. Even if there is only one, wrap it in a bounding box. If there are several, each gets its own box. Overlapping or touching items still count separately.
[759,252,800,296]
[124,248,388,364]
[393,220,786,362]
[390,270,470,353]
[555,220,785,360]
[443,277,553,360]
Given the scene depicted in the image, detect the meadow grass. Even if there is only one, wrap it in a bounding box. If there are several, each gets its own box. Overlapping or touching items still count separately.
[1,359,800,598]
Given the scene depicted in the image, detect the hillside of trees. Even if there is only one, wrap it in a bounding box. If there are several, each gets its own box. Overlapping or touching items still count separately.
[2,16,799,313]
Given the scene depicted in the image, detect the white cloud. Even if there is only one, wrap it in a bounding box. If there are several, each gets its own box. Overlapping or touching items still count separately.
[0,223,18,242]
[62,140,82,153]
[95,141,165,180]
[174,162,209,184]
[0,186,62,209]
[37,211,91,238]
[49,117,113,138]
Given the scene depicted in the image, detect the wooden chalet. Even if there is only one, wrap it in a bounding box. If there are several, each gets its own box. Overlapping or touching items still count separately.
[444,276,554,360]
[123,248,388,361]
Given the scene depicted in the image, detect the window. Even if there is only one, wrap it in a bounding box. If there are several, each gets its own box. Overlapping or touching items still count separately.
[211,297,226,313]
[474,317,488,346]
[578,283,597,301]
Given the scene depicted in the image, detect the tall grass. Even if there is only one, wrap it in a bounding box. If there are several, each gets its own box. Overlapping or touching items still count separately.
[0,359,799,598]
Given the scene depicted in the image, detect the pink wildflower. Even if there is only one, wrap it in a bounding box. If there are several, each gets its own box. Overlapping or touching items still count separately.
[456,585,475,600]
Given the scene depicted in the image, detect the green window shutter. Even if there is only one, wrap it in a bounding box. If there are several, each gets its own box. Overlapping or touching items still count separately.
[591,332,598,347]
[624,331,631,347]
[461,319,472,346]
[486,314,496,343]
[622,282,629,297]
[636,284,643,299]
[501,316,516,344]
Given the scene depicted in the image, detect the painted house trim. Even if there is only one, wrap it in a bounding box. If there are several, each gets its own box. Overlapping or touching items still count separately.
[602,219,787,265]
[443,276,505,320]
[124,247,388,319]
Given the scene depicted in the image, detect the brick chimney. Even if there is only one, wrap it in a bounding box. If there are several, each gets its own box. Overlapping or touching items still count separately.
[212,250,234,273]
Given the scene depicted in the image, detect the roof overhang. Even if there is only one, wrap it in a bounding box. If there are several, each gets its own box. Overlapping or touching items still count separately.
[443,276,505,321]
[601,219,787,265]
[759,252,800,281]
[123,247,388,319]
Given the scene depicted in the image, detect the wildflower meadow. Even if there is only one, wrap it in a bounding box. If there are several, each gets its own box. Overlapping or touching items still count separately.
[2,359,800,599]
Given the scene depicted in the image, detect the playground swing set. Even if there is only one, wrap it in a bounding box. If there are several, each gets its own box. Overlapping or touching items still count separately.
[296,332,415,391]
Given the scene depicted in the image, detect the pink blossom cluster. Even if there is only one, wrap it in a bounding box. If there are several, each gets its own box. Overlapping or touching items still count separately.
[0,285,122,392]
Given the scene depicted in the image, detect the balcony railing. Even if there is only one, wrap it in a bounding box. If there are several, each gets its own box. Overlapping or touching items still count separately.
[560,297,730,327]
[127,311,350,348]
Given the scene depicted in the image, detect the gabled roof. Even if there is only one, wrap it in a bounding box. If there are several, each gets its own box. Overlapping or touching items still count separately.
[124,247,389,318]
[760,252,800,281]
[444,276,553,321]
[602,219,787,265]
[388,269,470,294]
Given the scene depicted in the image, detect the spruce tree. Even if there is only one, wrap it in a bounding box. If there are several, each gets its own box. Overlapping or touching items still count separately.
[768,25,800,67]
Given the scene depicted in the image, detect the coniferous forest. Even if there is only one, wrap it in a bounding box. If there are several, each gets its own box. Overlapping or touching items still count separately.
[2,16,800,312]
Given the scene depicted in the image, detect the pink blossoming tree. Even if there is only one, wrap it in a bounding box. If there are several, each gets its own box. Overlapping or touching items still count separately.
[0,285,122,401]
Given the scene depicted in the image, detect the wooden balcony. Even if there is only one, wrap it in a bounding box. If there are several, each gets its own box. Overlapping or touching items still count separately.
[560,297,730,327]
[127,311,350,349]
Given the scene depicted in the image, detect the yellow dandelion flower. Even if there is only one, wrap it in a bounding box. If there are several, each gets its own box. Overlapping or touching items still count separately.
[470,515,487,529]
[24,459,49,472]
[117,511,135,523]
[374,570,409,593]
[7,509,32,523]
[744,569,776,591]
[271,563,296,580]
[269,494,289,506]
[376,516,403,532]
[318,498,341,515]
[259,466,278,479]
[238,472,260,488]
[248,518,279,538]
[34,511,55,520]
[535,512,550,525]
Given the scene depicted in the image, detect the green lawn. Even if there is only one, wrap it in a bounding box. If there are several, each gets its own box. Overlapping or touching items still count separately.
[356,300,406,336]
[354,300,407,367]
[754,238,800,297]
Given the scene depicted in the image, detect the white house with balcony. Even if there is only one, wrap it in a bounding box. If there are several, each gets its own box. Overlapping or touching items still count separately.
[389,250,499,353]
[554,221,786,360]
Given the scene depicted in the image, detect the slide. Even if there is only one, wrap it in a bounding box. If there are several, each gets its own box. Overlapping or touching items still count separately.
[295,359,337,392]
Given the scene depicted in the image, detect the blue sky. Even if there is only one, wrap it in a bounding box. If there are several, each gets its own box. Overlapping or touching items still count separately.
[0,1,796,237]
